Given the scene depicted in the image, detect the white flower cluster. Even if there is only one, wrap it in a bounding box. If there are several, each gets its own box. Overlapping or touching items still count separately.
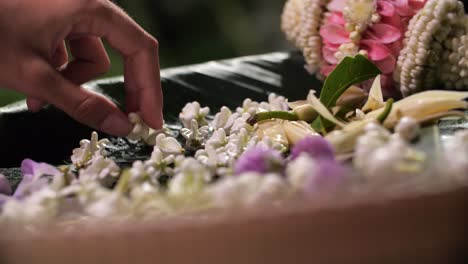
[443,129,468,180]
[0,97,301,228]
[127,113,171,145]
[354,120,426,179]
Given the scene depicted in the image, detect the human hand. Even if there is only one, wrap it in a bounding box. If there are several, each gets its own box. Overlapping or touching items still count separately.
[0,0,163,136]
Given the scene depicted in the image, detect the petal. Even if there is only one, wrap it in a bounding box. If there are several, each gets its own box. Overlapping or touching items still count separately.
[409,0,427,10]
[326,12,346,25]
[320,24,350,45]
[320,64,336,77]
[386,40,403,57]
[394,0,414,16]
[160,137,183,154]
[375,54,397,74]
[377,1,395,17]
[322,45,339,64]
[381,13,403,29]
[365,24,402,44]
[360,40,392,61]
[327,0,347,12]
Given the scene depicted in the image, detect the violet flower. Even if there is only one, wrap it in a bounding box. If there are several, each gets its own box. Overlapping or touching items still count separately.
[304,159,347,193]
[234,147,285,175]
[290,136,335,160]
[14,159,61,199]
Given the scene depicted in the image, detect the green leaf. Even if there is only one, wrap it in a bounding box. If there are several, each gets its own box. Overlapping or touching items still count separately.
[319,55,380,108]
[312,55,380,132]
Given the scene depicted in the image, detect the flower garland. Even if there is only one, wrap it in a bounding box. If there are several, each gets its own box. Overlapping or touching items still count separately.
[282,0,468,96]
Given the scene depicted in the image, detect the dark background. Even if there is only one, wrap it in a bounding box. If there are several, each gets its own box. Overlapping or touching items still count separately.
[0,0,290,106]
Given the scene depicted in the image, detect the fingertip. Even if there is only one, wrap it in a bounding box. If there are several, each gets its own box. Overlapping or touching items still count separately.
[26,97,46,113]
[100,110,133,137]
[140,109,163,130]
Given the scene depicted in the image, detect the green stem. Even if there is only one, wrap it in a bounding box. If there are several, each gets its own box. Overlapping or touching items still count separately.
[377,98,394,124]
[247,111,298,125]
[115,169,132,193]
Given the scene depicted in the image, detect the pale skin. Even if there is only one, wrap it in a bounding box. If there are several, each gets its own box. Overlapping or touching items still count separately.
[0,0,163,136]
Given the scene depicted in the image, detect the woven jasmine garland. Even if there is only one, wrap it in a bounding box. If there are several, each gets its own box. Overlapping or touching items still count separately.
[281,0,468,96]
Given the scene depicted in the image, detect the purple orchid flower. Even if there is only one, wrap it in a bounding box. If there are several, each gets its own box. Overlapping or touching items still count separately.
[13,159,61,199]
[290,136,335,160]
[305,159,347,193]
[234,147,285,175]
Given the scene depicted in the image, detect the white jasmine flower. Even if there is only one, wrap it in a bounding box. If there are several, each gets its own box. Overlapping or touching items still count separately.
[354,123,390,170]
[358,135,426,178]
[180,119,212,150]
[223,112,241,134]
[167,158,212,211]
[207,173,261,208]
[268,93,289,111]
[225,128,252,158]
[155,134,184,156]
[443,130,468,180]
[287,154,317,191]
[208,173,286,208]
[395,117,420,142]
[79,156,120,187]
[236,98,259,115]
[127,113,149,141]
[129,183,171,218]
[147,148,175,179]
[169,159,210,197]
[129,160,158,185]
[71,132,110,168]
[205,128,228,149]
[1,188,59,227]
[84,192,130,219]
[211,106,232,129]
[179,102,210,128]
[127,113,169,145]
[195,146,231,177]
[230,113,253,134]
[245,173,286,206]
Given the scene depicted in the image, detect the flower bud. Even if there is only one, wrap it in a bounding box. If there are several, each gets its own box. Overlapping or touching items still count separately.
[292,104,317,122]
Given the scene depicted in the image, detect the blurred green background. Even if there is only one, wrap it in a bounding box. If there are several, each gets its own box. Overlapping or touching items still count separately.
[0,0,289,106]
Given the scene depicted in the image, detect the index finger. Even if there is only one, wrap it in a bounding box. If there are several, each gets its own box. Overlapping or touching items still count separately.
[72,0,163,129]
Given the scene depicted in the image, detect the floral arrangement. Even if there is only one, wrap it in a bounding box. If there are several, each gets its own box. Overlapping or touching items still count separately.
[0,53,466,231]
[281,0,468,97]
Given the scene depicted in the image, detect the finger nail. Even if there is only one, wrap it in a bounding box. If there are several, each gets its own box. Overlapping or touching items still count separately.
[101,112,133,137]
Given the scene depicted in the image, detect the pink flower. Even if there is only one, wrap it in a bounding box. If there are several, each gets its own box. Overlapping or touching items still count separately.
[319,0,427,96]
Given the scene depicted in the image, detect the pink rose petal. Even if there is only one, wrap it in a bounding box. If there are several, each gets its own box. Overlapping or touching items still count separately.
[394,0,415,16]
[386,41,402,57]
[377,1,395,17]
[409,0,427,10]
[320,24,350,45]
[320,64,336,77]
[365,24,402,44]
[322,45,339,64]
[381,13,403,29]
[375,54,396,74]
[327,0,347,12]
[360,40,392,61]
[326,12,346,25]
